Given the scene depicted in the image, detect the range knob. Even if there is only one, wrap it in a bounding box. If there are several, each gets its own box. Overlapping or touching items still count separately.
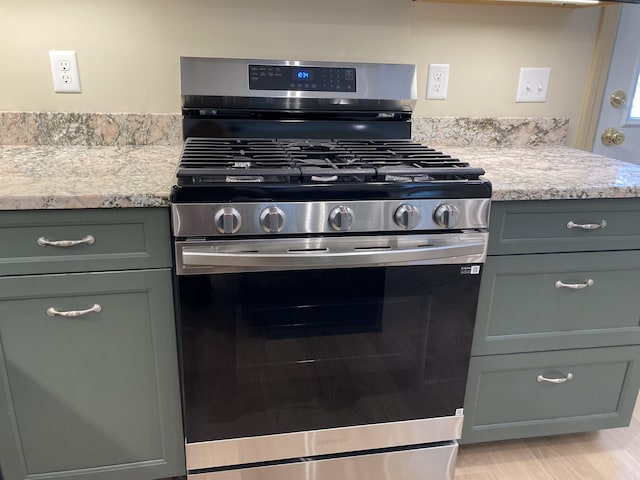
[329,206,354,231]
[394,204,421,230]
[433,203,460,228]
[259,206,286,233]
[214,207,242,234]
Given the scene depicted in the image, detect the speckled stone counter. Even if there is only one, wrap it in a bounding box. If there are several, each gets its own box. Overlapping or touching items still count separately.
[1,144,640,210]
[0,113,567,148]
[442,146,640,201]
[0,145,180,210]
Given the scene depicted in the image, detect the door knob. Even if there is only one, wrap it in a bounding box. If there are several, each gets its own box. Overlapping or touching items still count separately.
[610,90,626,108]
[601,127,625,146]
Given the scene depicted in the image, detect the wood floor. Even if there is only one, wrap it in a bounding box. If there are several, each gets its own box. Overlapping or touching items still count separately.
[455,392,640,480]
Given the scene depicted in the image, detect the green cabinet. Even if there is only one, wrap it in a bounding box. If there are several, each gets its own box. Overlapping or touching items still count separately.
[463,346,640,443]
[0,208,172,276]
[486,199,640,255]
[0,209,185,480]
[473,250,640,355]
[463,198,640,443]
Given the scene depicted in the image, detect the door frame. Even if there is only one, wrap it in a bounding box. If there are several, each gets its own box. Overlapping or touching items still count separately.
[574,5,621,151]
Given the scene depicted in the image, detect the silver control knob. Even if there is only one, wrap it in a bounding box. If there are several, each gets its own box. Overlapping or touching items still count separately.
[214,207,242,234]
[394,204,421,230]
[329,206,354,231]
[433,203,460,228]
[259,206,286,233]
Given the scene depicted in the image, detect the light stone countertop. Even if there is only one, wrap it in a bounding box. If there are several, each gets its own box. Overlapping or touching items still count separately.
[441,146,640,201]
[1,144,640,210]
[0,144,180,210]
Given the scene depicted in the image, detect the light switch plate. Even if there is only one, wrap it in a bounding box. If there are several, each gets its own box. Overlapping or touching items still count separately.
[516,67,550,103]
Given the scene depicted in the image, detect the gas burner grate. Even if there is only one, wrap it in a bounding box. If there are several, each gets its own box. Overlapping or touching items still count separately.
[177,137,484,185]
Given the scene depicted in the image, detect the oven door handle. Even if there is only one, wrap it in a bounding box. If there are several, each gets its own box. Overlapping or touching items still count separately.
[177,235,487,273]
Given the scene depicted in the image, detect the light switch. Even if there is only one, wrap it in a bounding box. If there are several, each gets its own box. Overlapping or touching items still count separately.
[516,67,550,103]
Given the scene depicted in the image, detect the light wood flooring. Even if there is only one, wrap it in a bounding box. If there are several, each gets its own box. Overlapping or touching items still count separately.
[455,392,640,480]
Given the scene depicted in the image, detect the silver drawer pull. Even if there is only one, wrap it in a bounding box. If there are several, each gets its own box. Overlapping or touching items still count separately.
[47,304,102,317]
[555,279,594,289]
[566,220,607,230]
[37,235,95,247]
[537,373,574,384]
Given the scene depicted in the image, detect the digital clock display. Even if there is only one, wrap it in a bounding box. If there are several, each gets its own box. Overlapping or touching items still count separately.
[293,69,313,81]
[249,64,356,92]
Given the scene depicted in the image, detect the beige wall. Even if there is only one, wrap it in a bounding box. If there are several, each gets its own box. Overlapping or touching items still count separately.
[0,0,603,146]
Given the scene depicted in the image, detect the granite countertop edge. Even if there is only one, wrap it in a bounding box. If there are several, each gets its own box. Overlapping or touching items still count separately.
[1,144,639,211]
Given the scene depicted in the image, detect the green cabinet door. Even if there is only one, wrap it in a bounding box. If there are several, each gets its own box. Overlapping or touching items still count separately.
[462,346,640,444]
[0,208,172,276]
[487,199,640,255]
[473,250,640,355]
[0,269,184,480]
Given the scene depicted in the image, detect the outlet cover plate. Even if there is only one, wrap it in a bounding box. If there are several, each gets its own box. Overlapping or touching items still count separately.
[516,67,550,103]
[49,50,81,93]
[427,64,449,100]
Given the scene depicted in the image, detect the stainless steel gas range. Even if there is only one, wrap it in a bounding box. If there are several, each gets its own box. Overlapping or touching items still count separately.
[171,57,491,480]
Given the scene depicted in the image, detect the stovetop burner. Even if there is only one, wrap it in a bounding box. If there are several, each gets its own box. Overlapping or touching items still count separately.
[174,58,491,205]
[177,137,485,185]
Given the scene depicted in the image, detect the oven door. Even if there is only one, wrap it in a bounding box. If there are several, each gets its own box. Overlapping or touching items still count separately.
[175,233,487,472]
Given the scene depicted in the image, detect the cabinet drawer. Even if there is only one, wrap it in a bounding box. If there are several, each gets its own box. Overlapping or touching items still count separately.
[0,208,171,275]
[488,199,640,255]
[0,269,184,479]
[462,346,640,444]
[472,250,640,355]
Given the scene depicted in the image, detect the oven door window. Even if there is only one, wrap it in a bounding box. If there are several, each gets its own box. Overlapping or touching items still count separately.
[178,265,480,443]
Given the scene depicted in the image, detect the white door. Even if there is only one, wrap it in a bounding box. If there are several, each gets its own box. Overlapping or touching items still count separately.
[593,4,640,164]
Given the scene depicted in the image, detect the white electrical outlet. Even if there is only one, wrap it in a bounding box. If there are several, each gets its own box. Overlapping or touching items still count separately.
[427,64,449,100]
[516,67,550,103]
[49,50,81,93]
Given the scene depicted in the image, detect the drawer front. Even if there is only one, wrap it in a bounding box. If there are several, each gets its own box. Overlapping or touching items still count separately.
[0,270,185,479]
[472,251,640,355]
[189,443,458,480]
[462,346,640,444]
[0,208,171,275]
[488,199,640,255]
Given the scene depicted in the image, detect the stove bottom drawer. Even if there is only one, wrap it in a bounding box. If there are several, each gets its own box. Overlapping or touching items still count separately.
[462,345,640,444]
[188,443,458,480]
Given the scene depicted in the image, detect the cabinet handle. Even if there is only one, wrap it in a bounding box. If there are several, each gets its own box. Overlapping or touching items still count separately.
[537,373,574,384]
[566,220,607,230]
[37,235,95,247]
[47,304,102,317]
[555,279,594,289]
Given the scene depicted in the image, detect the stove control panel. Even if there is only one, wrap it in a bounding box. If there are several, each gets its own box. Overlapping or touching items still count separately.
[173,199,490,238]
[249,65,356,92]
